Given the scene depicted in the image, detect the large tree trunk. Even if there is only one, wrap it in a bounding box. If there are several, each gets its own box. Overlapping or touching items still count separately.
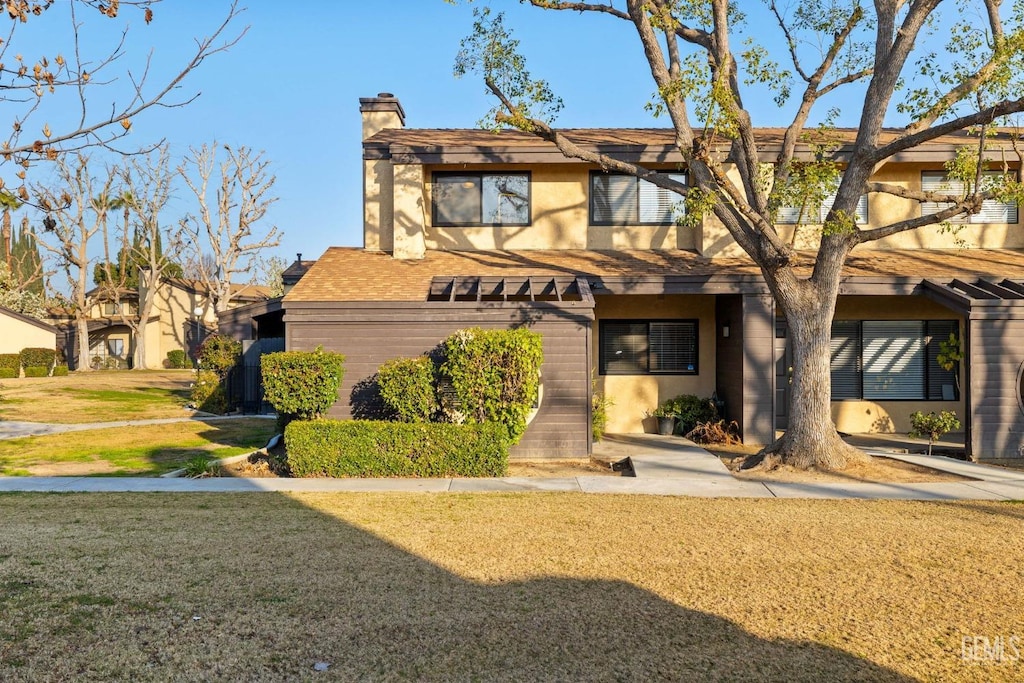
[761,301,867,469]
[75,316,92,372]
[758,243,869,470]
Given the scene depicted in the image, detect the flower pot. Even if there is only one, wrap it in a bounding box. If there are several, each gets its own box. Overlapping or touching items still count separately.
[657,416,676,436]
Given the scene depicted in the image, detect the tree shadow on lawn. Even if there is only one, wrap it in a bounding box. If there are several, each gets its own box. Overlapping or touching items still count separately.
[0,493,914,681]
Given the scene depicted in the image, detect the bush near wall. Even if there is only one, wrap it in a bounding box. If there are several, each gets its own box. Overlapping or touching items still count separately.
[23,366,49,378]
[0,368,17,379]
[439,327,543,445]
[285,419,509,478]
[377,356,438,422]
[166,349,189,369]
[52,364,69,377]
[191,369,228,414]
[262,347,346,425]
[19,347,55,370]
[197,334,242,378]
[0,353,21,374]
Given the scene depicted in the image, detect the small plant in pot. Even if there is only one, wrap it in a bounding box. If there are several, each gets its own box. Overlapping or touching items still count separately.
[651,405,678,436]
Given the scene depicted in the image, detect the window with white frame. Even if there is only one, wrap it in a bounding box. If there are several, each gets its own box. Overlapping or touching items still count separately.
[590,172,687,225]
[432,172,531,226]
[599,320,698,375]
[921,171,1018,223]
[829,320,958,400]
[777,174,868,224]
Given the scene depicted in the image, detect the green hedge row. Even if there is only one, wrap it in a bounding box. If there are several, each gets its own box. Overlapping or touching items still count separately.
[0,354,20,370]
[0,367,16,379]
[20,347,56,368]
[285,419,509,478]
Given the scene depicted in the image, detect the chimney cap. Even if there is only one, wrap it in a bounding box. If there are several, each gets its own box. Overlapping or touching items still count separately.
[359,93,405,125]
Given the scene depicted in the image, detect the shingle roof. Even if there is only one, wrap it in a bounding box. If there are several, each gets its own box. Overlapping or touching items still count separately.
[283,247,1024,303]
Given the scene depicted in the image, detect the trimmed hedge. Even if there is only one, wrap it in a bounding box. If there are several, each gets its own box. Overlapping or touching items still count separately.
[191,369,228,414]
[0,367,17,379]
[20,347,55,369]
[661,394,719,435]
[52,364,69,377]
[197,334,241,377]
[262,347,345,423]
[0,353,20,370]
[285,419,509,478]
[23,366,49,378]
[377,356,437,422]
[166,349,189,369]
[440,327,543,444]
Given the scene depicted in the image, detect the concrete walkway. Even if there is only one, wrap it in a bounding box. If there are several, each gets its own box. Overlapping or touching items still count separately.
[2,432,1023,499]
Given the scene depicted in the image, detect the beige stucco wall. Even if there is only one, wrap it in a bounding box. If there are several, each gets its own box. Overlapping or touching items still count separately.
[364,158,394,252]
[594,295,717,434]
[828,295,965,433]
[392,163,427,259]
[0,314,55,354]
[151,283,215,366]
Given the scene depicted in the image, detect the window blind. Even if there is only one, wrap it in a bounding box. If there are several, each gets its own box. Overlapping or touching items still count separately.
[921,172,1018,224]
[862,321,925,400]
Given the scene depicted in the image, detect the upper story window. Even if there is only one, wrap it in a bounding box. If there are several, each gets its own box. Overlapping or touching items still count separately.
[103,302,120,315]
[432,172,531,227]
[921,171,1018,224]
[777,174,868,224]
[590,172,687,226]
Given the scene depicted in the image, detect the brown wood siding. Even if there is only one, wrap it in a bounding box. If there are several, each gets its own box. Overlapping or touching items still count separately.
[286,307,592,459]
[715,295,744,429]
[715,294,775,445]
[741,295,776,445]
[968,317,1024,462]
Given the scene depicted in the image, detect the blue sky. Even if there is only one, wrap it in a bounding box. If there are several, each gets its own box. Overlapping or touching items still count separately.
[21,1,886,269]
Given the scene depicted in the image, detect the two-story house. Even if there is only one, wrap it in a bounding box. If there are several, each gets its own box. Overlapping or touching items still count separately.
[279,93,1024,463]
[50,277,270,369]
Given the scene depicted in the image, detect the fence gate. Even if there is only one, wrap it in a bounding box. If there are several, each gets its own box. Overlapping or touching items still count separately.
[225,338,285,414]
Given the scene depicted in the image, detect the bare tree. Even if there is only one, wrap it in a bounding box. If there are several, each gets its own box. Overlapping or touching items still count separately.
[0,1,244,202]
[94,146,181,370]
[34,153,116,371]
[178,143,281,314]
[461,1,1024,470]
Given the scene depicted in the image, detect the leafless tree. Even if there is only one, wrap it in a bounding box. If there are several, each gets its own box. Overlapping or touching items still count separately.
[1,0,244,205]
[34,153,115,371]
[178,143,281,314]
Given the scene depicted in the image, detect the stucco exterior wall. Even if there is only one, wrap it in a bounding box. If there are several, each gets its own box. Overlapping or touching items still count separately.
[828,295,965,434]
[0,314,56,353]
[593,294,717,433]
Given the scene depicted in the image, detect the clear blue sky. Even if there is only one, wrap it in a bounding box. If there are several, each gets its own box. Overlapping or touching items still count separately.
[24,1,890,268]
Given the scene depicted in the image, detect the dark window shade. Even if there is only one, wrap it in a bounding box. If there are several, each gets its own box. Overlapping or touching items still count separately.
[600,320,698,375]
[432,173,530,226]
[830,321,861,400]
[591,172,686,225]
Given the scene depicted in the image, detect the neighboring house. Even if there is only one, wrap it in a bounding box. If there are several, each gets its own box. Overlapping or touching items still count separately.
[0,305,57,354]
[49,278,269,370]
[271,93,1024,462]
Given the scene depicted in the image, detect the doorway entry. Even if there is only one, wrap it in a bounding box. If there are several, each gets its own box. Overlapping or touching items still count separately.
[775,319,792,429]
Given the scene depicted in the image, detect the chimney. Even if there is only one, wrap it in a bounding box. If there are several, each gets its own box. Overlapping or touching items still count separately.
[296,253,302,262]
[359,92,405,141]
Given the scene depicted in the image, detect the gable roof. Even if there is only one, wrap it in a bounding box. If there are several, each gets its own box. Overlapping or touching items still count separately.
[0,305,58,333]
[165,277,270,302]
[283,247,1024,303]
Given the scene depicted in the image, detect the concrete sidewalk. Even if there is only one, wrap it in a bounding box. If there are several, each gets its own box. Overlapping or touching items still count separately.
[2,434,1022,499]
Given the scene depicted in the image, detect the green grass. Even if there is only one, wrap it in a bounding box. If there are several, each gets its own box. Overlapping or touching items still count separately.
[0,493,1021,681]
[0,419,276,476]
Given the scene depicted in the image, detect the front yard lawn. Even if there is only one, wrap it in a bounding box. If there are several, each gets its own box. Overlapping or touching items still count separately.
[0,370,194,423]
[0,493,1021,680]
[0,419,276,476]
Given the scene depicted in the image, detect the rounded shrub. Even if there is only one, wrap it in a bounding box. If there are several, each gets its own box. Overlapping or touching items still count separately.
[261,346,346,426]
[0,353,21,373]
[191,369,228,414]
[197,334,241,378]
[439,327,543,445]
[20,347,56,371]
[23,366,49,378]
[166,349,189,369]
[377,356,437,422]
[52,364,69,377]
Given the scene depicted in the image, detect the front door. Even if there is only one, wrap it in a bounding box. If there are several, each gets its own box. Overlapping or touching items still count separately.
[775,320,792,429]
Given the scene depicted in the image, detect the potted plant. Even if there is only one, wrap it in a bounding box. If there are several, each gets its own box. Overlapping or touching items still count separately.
[652,405,678,436]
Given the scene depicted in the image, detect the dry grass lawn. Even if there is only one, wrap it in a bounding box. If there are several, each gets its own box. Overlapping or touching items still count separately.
[0,419,276,476]
[0,370,194,423]
[0,492,1021,681]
